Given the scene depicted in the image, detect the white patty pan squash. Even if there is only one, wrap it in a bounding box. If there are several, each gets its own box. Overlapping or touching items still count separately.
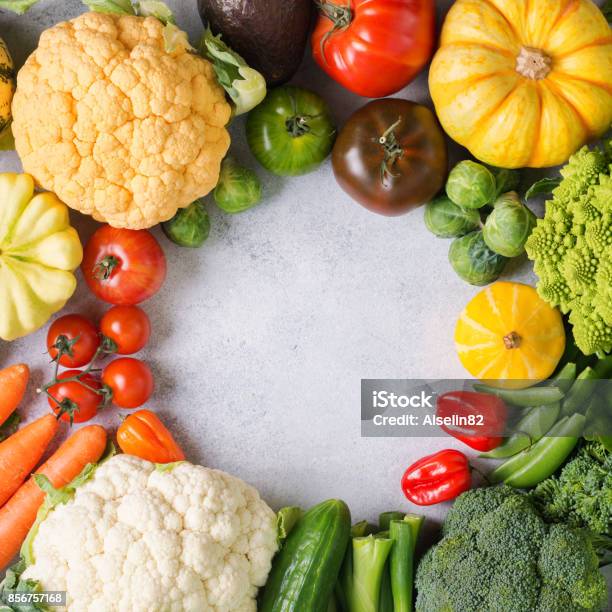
[429,0,612,168]
[22,454,278,612]
[0,173,83,341]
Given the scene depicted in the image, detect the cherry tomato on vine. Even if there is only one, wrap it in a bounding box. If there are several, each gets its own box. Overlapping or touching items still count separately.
[82,226,167,306]
[47,370,103,424]
[100,306,151,355]
[102,358,154,409]
[47,315,100,368]
[312,0,436,98]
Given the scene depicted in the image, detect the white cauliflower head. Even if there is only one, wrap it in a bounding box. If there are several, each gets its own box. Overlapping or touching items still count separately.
[12,12,231,229]
[22,455,278,612]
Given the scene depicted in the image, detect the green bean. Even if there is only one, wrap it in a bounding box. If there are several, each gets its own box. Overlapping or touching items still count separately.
[504,413,585,488]
[560,366,598,417]
[479,402,560,459]
[549,362,577,392]
[489,414,577,484]
[472,383,564,407]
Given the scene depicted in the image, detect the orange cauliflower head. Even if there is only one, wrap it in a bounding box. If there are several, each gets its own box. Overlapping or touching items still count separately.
[12,12,231,229]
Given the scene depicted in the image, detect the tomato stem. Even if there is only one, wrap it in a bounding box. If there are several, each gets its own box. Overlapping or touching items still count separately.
[93,255,120,281]
[285,115,312,137]
[316,1,352,64]
[378,117,404,187]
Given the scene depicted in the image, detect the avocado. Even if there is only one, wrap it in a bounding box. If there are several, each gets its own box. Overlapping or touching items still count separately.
[198,0,312,86]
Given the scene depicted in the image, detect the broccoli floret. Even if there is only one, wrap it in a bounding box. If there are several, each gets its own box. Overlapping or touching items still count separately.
[531,442,612,536]
[415,486,608,612]
[442,484,516,537]
[538,525,607,611]
[525,140,612,355]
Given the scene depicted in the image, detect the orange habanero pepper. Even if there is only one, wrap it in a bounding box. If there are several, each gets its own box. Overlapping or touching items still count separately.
[117,409,185,463]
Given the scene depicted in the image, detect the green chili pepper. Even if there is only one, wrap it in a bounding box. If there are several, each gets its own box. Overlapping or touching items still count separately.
[489,413,585,486]
[472,384,564,407]
[479,402,560,459]
[560,366,598,417]
[504,413,585,488]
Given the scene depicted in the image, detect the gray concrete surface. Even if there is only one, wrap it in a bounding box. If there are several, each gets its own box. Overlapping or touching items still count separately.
[0,0,582,533]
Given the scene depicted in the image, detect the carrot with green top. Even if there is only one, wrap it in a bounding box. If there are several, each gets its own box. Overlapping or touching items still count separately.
[0,424,107,570]
[0,364,29,426]
[0,414,59,507]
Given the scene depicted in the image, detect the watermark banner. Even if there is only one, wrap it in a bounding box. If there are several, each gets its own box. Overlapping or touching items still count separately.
[361,379,612,438]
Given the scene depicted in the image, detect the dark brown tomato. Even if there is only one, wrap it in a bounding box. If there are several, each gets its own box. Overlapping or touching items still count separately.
[332,99,448,216]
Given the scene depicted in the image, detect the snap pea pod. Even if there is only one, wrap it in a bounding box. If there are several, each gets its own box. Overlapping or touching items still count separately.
[548,362,577,392]
[504,413,585,488]
[479,402,560,459]
[560,366,598,417]
[472,383,564,407]
[489,413,585,487]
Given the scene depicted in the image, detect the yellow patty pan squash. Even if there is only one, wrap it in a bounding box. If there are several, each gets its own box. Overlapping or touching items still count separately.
[0,174,83,341]
[0,37,14,137]
[455,282,565,389]
[429,0,612,168]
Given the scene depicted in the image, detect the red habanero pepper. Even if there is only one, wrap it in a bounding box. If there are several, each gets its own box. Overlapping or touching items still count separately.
[401,449,471,506]
[436,391,508,452]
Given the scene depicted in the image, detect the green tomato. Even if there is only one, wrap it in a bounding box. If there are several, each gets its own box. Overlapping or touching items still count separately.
[246,86,335,176]
[483,192,536,257]
[214,157,262,214]
[162,199,210,248]
[449,230,507,286]
[424,196,480,238]
[446,160,497,209]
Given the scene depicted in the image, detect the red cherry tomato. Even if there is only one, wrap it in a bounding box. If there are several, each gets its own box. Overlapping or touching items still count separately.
[102,358,154,409]
[312,0,436,98]
[82,226,167,306]
[100,306,151,355]
[47,315,100,368]
[47,370,103,424]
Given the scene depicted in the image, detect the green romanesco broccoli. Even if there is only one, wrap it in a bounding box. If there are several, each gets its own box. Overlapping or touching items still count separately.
[415,485,608,612]
[525,140,612,355]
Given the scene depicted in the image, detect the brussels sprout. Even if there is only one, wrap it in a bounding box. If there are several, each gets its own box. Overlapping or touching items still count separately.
[424,196,481,238]
[491,167,520,196]
[483,192,536,257]
[214,157,262,214]
[162,199,210,248]
[449,230,507,286]
[446,160,497,209]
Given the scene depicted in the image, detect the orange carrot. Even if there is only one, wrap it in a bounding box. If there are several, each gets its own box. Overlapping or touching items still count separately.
[0,424,107,570]
[0,414,59,507]
[0,364,29,426]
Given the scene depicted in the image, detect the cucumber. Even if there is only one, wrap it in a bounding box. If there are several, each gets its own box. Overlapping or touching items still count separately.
[260,499,351,612]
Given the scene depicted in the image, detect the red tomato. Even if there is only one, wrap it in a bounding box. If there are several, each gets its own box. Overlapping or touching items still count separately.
[100,306,151,355]
[47,315,100,368]
[47,370,103,424]
[102,358,154,409]
[312,0,436,98]
[82,226,166,306]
